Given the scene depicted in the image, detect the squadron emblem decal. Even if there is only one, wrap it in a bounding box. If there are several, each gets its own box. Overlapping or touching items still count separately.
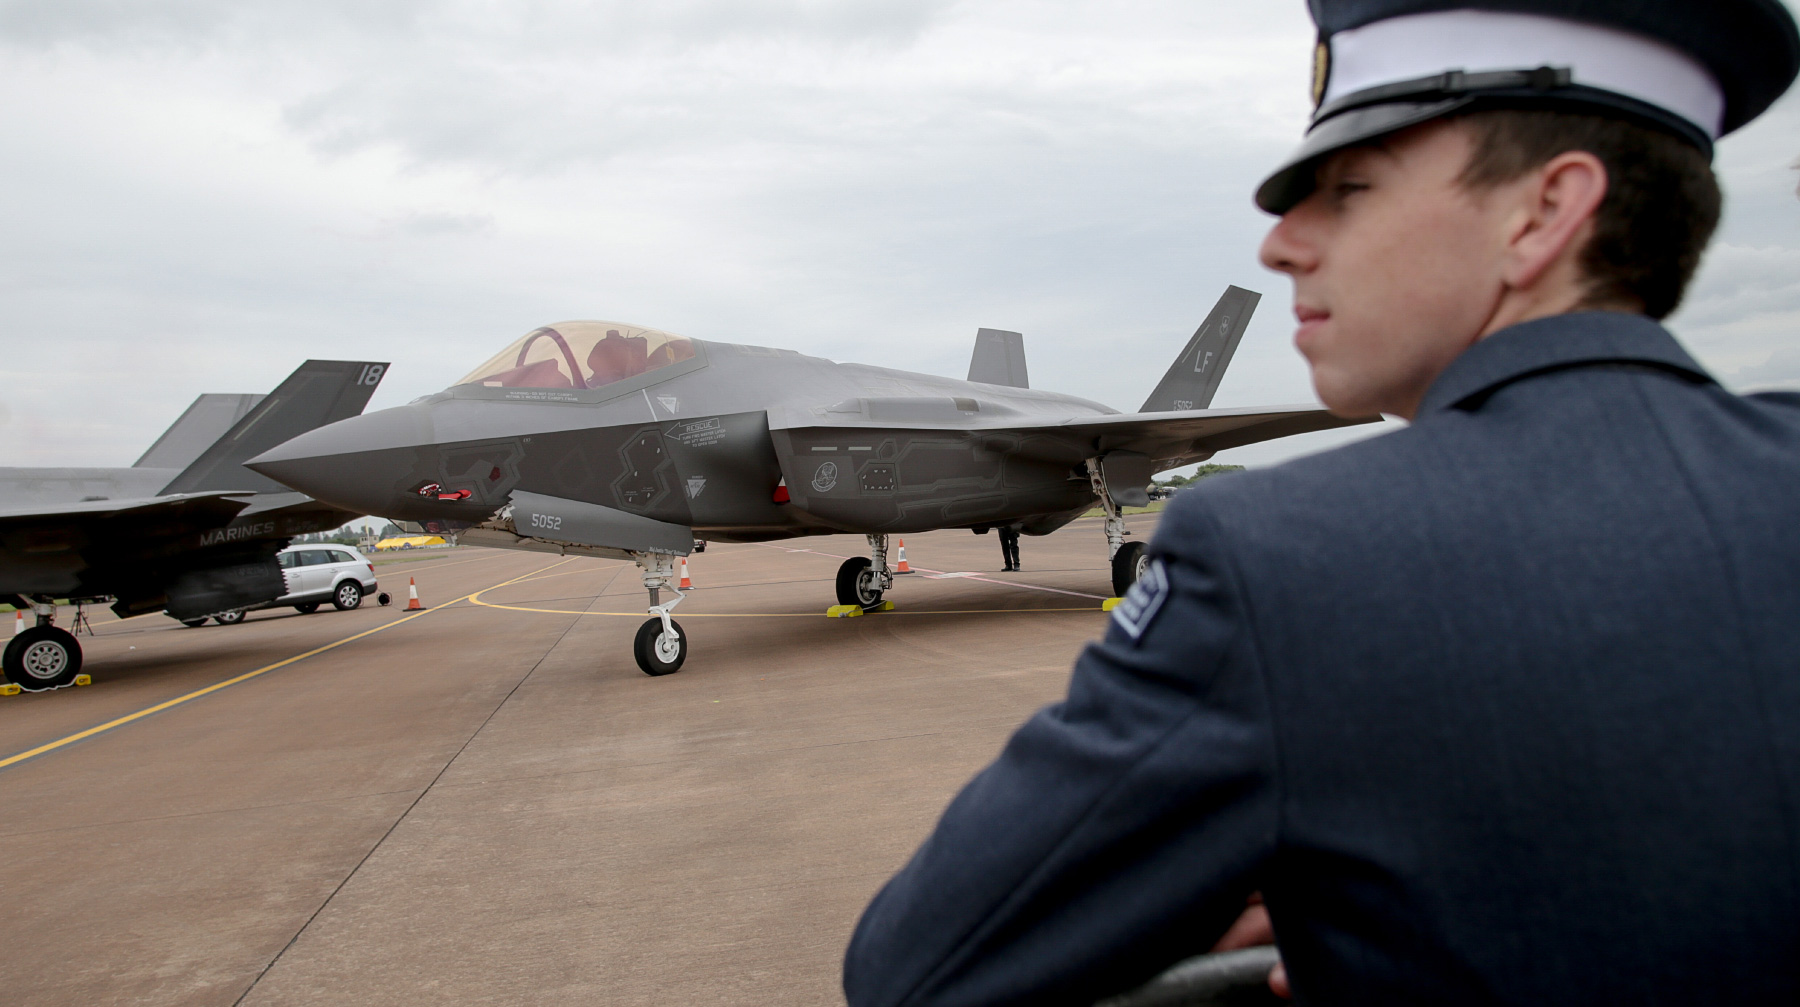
[1111,558,1170,642]
[811,462,839,493]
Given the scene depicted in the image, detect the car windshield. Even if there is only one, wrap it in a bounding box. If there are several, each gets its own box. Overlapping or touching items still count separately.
[455,321,697,391]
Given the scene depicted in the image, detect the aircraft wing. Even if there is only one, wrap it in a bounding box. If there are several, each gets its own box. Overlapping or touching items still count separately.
[772,403,1376,472]
[0,492,253,554]
[1002,403,1374,467]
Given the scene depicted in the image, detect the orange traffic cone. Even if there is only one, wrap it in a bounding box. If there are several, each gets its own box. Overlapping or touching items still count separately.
[12,610,23,635]
[679,556,693,590]
[406,576,427,611]
[894,539,913,574]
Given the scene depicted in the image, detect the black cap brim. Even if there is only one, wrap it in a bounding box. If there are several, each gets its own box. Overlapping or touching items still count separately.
[1255,97,1474,214]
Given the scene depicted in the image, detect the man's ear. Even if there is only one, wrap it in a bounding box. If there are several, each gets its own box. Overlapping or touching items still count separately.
[1500,150,1609,293]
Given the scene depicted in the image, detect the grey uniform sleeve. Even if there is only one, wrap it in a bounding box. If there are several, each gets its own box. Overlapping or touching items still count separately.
[842,497,1282,1007]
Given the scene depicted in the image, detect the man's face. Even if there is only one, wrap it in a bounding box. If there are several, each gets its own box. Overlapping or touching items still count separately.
[1259,120,1512,419]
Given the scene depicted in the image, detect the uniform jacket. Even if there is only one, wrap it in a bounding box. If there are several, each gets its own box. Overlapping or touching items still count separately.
[843,312,1800,1006]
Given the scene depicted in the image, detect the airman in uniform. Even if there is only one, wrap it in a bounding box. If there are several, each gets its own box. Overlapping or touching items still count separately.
[844,1,1800,1004]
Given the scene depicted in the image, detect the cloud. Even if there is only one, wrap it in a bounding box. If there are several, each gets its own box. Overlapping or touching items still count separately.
[0,0,1793,477]
[1669,242,1800,386]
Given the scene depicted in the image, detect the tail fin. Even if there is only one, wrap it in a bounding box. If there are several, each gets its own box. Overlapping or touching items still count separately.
[967,328,1029,388]
[158,360,389,495]
[133,393,265,470]
[1138,285,1260,412]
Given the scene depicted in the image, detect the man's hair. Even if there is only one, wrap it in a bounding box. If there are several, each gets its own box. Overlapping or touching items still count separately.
[1455,109,1721,320]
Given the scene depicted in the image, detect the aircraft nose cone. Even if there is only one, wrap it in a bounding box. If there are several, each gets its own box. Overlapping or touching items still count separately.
[248,406,435,516]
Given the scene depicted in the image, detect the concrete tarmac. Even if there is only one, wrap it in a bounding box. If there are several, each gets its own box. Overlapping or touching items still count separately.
[0,517,1155,1005]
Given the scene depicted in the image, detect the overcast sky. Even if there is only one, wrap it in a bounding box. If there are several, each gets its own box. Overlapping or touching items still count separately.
[2,0,1796,472]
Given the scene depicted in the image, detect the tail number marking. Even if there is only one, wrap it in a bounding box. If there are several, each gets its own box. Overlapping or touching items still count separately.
[529,514,563,531]
[358,364,387,386]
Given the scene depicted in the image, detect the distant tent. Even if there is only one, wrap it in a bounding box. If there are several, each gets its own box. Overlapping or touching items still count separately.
[374,535,448,551]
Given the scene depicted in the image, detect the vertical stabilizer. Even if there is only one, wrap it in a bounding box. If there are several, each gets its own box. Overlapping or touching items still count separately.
[1138,286,1260,412]
[159,360,389,495]
[134,393,265,470]
[967,328,1029,388]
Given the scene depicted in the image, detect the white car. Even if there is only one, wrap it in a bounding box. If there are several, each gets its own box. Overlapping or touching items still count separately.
[275,543,381,614]
[195,545,387,625]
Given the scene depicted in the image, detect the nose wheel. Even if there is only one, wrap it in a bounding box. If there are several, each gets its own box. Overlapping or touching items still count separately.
[630,552,690,676]
[1111,541,1149,597]
[835,535,894,609]
[634,617,688,676]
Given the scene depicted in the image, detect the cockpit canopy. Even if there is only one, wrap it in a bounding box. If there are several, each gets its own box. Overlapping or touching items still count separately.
[455,321,697,391]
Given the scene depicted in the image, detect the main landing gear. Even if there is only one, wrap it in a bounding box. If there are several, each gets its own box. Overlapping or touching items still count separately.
[835,534,894,609]
[631,552,688,677]
[3,598,83,691]
[1088,459,1150,597]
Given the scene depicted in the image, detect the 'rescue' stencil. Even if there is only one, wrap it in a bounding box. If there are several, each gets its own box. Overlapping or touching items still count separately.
[1111,558,1169,641]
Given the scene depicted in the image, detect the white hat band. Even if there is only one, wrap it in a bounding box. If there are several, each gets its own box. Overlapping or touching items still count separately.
[1322,10,1726,139]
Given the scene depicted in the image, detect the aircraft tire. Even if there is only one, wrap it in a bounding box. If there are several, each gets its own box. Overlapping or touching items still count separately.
[4,626,82,691]
[294,602,321,614]
[181,618,208,628]
[835,557,884,608]
[634,618,687,676]
[215,610,246,626]
[333,581,362,611]
[1111,541,1149,597]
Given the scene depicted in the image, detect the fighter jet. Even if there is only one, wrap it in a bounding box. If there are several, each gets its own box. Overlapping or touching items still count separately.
[0,359,389,690]
[250,287,1372,676]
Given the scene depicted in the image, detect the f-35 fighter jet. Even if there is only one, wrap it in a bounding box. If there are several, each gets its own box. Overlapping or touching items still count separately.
[250,287,1372,676]
[0,360,388,689]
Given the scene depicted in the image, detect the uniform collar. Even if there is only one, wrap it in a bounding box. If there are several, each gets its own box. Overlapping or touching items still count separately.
[1417,311,1713,415]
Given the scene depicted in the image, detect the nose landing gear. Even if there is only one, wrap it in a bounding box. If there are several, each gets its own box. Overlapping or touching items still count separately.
[631,552,688,676]
[835,534,894,609]
[1088,459,1149,597]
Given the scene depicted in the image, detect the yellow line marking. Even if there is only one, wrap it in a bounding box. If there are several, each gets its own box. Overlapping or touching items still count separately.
[0,558,573,773]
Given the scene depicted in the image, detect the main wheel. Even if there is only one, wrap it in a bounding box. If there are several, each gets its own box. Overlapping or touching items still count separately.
[835,556,884,608]
[333,581,363,611]
[294,602,321,614]
[215,610,245,625]
[1111,541,1150,597]
[180,618,208,628]
[3,626,82,691]
[633,618,688,676]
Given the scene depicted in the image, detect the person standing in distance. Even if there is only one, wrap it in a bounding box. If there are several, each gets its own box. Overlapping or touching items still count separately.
[998,523,1021,572]
[843,2,1800,1005]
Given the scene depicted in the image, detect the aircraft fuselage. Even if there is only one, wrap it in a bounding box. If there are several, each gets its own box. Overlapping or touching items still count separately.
[262,340,1120,541]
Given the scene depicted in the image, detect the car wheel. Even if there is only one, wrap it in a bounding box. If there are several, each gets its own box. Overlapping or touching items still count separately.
[3,626,82,690]
[215,610,246,625]
[294,602,320,614]
[333,580,362,611]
